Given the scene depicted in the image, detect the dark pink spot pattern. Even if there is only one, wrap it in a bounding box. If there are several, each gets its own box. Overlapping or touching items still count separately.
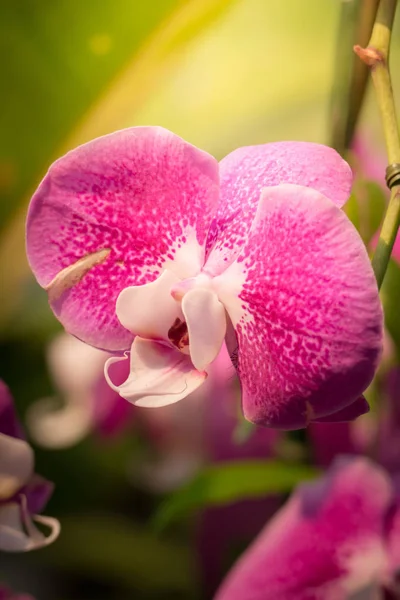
[213,185,382,429]
[206,141,352,275]
[215,458,395,600]
[26,127,219,351]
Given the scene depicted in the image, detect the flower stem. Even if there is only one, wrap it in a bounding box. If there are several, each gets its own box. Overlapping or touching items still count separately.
[354,0,400,289]
[372,189,400,287]
[330,0,379,155]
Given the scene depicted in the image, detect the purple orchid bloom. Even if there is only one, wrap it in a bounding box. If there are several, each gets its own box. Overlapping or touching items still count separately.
[0,381,60,552]
[26,127,383,429]
[215,457,400,599]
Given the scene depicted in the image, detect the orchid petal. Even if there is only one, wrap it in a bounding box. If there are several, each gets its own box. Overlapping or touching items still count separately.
[215,458,391,600]
[116,269,183,339]
[181,288,226,371]
[0,434,34,500]
[206,142,352,274]
[26,395,93,449]
[0,500,60,552]
[213,184,383,429]
[313,396,370,423]
[105,337,207,407]
[46,333,107,395]
[27,127,219,351]
[26,333,113,448]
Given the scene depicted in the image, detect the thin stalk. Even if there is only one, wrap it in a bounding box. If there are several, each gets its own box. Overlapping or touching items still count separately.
[354,0,400,288]
[330,0,379,155]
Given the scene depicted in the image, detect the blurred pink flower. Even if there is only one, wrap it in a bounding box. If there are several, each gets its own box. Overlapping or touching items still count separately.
[215,457,400,599]
[27,127,382,428]
[26,333,132,449]
[0,381,60,552]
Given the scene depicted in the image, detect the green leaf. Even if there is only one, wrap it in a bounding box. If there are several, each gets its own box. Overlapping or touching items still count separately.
[0,0,176,227]
[154,460,319,530]
[35,513,194,593]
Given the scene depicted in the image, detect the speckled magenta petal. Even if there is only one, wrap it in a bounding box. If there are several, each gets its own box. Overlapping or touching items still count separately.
[26,127,219,351]
[215,458,392,600]
[213,184,383,429]
[205,142,352,275]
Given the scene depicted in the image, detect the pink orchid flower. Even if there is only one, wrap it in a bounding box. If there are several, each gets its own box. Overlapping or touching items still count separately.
[0,381,60,552]
[215,457,400,600]
[26,127,383,429]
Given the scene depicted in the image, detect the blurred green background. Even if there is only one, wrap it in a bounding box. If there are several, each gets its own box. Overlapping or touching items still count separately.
[1,1,400,598]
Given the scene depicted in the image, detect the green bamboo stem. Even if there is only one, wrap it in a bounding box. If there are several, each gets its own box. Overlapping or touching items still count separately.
[354,0,400,288]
